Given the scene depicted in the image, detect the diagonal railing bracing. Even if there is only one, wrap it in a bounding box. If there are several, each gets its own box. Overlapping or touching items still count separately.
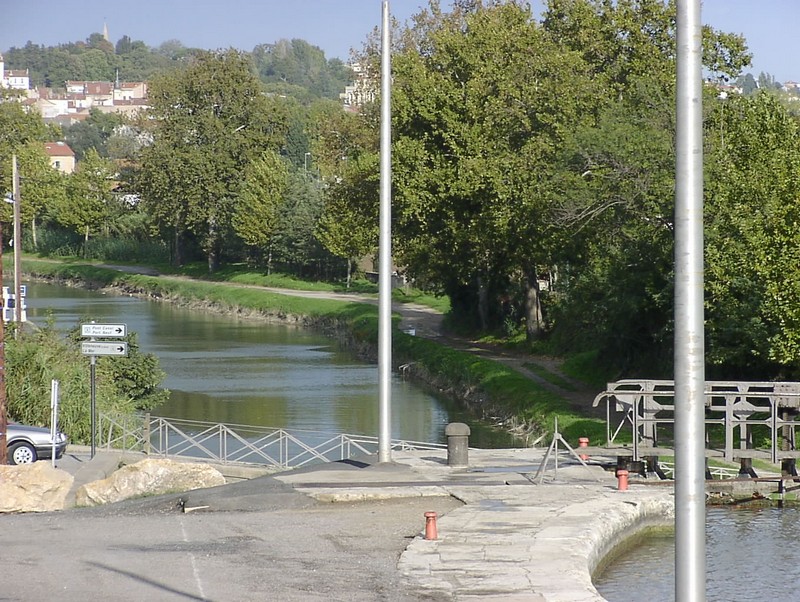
[97,412,445,470]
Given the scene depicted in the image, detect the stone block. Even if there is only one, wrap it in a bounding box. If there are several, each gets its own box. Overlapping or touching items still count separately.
[75,458,225,507]
[0,462,74,513]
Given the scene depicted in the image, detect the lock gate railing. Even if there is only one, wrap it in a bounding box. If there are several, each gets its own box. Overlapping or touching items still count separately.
[593,380,800,463]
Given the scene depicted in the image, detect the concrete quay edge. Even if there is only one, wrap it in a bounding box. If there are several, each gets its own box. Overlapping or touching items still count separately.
[54,445,675,600]
[278,448,676,601]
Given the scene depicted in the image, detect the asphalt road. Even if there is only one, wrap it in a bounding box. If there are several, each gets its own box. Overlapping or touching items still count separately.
[2,466,462,602]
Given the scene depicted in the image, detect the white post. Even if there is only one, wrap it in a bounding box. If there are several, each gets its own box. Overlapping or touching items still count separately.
[378,0,393,463]
[674,1,706,600]
[50,380,60,468]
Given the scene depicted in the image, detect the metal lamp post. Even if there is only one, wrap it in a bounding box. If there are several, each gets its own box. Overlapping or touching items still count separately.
[378,0,393,463]
[674,1,706,599]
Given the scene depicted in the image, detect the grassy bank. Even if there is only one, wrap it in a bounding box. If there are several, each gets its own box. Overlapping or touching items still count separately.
[21,258,607,446]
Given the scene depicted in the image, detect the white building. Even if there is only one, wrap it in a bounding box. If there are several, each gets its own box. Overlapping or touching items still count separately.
[340,63,376,112]
[0,53,30,90]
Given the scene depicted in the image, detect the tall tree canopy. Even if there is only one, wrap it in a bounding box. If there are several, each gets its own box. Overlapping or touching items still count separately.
[391,1,601,335]
[705,92,800,378]
[57,148,115,248]
[251,39,352,102]
[135,49,289,270]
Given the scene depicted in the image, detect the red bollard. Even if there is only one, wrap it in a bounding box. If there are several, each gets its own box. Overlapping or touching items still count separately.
[424,511,438,540]
[578,437,590,461]
[617,469,629,491]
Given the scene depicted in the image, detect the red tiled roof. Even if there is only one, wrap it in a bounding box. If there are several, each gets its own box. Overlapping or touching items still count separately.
[44,141,75,157]
[86,82,112,95]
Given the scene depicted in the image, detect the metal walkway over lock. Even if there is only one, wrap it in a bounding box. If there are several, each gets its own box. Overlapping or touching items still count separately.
[594,379,800,463]
[98,412,446,470]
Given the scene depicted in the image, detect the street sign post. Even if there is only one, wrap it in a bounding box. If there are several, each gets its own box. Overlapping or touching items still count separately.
[81,341,128,356]
[81,323,127,338]
[80,323,129,458]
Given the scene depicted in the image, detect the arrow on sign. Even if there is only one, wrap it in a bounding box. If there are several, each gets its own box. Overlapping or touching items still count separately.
[81,324,127,338]
[81,342,128,357]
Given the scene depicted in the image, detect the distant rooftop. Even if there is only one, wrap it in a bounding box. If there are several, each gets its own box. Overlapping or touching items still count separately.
[44,141,75,157]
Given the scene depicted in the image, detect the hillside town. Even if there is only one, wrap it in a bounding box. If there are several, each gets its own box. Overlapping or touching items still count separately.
[0,54,149,128]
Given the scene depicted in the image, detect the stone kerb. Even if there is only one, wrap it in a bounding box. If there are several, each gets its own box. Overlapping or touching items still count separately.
[398,482,674,601]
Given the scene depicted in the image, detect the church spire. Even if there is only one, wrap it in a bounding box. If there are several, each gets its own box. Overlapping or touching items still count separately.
[103,21,109,42]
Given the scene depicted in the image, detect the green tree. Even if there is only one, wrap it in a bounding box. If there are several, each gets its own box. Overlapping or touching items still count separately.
[737,72,758,95]
[57,149,115,251]
[41,49,83,87]
[95,332,170,411]
[15,142,68,249]
[86,32,115,54]
[312,99,380,285]
[548,101,678,372]
[64,108,126,160]
[115,35,134,55]
[136,49,289,271]
[757,71,782,91]
[542,0,749,96]
[232,149,289,262]
[705,92,800,377]
[317,152,380,286]
[252,39,352,101]
[279,97,313,169]
[79,47,113,80]
[378,0,749,350]
[0,102,52,230]
[273,171,332,278]
[0,100,49,155]
[389,2,599,335]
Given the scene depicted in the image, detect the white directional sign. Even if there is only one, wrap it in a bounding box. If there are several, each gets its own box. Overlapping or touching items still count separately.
[81,323,127,338]
[81,341,128,357]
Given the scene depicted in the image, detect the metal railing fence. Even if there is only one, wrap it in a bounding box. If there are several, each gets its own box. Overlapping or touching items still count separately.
[97,412,446,470]
[593,380,800,462]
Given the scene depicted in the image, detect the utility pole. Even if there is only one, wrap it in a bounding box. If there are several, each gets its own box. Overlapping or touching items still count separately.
[0,155,21,463]
[0,189,6,465]
[12,154,21,331]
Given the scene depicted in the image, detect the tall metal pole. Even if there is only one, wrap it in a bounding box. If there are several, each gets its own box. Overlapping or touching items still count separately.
[12,155,21,330]
[0,218,5,465]
[90,357,96,459]
[674,1,706,600]
[378,0,393,463]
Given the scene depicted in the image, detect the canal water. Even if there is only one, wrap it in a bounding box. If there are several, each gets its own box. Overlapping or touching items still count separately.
[24,281,517,447]
[595,506,800,600]
[25,282,800,593]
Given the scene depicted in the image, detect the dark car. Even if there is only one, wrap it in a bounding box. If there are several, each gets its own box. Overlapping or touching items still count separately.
[5,422,68,465]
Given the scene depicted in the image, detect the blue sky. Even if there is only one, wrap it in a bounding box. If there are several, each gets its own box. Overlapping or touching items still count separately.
[3,0,798,82]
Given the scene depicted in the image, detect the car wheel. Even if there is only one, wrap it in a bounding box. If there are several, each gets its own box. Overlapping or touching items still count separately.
[8,442,37,465]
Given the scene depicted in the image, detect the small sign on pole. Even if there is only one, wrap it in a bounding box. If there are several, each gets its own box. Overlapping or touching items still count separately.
[81,323,127,338]
[81,341,128,357]
[80,322,129,458]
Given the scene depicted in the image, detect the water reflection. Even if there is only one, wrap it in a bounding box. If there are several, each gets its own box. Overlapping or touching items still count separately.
[595,506,800,601]
[25,281,517,446]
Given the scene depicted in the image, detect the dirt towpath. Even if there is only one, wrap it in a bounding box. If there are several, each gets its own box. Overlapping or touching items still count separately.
[101,264,603,418]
